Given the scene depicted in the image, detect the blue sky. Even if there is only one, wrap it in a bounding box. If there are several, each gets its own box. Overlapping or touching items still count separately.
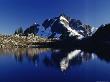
[0,0,110,34]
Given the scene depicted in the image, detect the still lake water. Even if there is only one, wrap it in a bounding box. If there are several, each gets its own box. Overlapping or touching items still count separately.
[0,48,110,82]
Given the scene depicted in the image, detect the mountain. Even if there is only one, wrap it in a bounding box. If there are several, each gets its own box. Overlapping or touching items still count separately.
[91,26,98,34]
[42,14,95,40]
[92,24,110,42]
[11,14,110,48]
[24,23,39,36]
[69,19,92,37]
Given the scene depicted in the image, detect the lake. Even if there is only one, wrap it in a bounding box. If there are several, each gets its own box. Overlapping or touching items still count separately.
[0,48,110,82]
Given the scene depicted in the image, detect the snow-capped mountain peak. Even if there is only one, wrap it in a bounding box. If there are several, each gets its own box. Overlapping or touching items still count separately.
[59,15,84,39]
[42,14,96,39]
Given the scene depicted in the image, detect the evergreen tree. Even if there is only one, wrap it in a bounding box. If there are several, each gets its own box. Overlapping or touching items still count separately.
[14,27,23,35]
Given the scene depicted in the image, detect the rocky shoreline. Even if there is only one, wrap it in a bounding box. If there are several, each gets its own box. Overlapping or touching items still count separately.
[0,34,55,48]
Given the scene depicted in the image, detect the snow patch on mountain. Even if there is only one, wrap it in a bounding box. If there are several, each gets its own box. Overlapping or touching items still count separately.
[59,16,84,39]
[42,14,97,40]
[91,27,98,34]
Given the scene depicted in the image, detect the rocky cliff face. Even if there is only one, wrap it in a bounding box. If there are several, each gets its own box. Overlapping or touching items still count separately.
[91,24,110,42]
[42,14,94,40]
[24,23,40,36]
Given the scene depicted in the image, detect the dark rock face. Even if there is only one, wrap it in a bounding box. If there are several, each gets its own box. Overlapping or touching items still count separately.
[42,19,54,29]
[92,24,110,41]
[42,14,93,39]
[42,15,70,39]
[24,23,39,36]
[69,19,92,37]
[69,19,82,29]
[42,17,67,34]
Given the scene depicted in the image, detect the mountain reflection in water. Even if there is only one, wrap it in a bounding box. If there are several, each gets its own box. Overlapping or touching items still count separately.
[0,48,50,64]
[0,47,110,72]
[43,49,97,71]
[0,47,110,82]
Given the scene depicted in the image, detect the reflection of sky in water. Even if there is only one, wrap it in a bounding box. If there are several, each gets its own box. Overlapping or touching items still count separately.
[0,48,110,82]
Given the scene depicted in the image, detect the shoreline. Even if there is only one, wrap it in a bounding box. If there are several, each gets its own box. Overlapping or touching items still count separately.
[0,34,56,48]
